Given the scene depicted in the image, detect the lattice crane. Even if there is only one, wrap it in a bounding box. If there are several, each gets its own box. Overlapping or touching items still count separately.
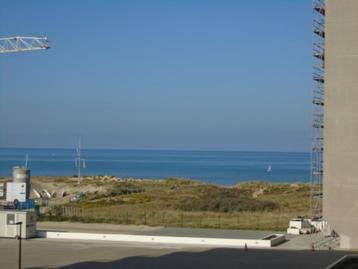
[0,36,49,53]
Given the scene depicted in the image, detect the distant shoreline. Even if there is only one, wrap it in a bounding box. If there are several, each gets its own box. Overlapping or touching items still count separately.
[0,175,309,188]
[0,174,311,186]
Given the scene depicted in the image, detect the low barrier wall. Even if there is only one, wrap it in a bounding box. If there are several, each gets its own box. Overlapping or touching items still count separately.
[37,231,285,248]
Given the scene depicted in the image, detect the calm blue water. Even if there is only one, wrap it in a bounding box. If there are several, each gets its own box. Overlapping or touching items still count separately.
[0,148,310,185]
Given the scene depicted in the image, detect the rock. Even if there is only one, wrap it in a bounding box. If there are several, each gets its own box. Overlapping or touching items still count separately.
[252,188,265,198]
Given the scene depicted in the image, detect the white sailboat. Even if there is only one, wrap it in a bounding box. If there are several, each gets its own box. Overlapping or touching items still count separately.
[267,165,272,173]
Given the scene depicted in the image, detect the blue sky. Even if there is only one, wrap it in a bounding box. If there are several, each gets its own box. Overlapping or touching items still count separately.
[0,0,312,151]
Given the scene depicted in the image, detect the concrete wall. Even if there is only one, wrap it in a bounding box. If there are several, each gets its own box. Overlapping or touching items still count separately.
[37,231,286,248]
[324,0,358,249]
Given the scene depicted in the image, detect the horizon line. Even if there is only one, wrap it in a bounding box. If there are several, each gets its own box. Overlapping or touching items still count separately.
[0,146,310,154]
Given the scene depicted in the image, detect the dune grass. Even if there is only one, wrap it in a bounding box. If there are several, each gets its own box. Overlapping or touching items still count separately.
[41,178,310,231]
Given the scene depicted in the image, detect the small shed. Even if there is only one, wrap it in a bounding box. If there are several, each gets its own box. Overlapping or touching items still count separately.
[0,210,36,238]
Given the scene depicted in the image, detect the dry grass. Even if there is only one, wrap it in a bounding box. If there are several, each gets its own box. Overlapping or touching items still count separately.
[41,177,310,231]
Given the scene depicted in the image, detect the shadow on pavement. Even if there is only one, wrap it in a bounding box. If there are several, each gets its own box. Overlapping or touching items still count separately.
[28,248,353,269]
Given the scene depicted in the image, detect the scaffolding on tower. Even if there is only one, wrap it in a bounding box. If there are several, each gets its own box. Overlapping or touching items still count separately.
[311,0,325,220]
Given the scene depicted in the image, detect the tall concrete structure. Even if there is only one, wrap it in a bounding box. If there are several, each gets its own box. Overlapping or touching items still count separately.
[324,0,358,249]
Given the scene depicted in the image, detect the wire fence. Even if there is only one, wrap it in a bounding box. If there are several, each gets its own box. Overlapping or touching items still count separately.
[45,205,297,231]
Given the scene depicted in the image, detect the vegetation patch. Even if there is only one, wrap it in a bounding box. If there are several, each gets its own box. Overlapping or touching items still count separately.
[34,176,310,231]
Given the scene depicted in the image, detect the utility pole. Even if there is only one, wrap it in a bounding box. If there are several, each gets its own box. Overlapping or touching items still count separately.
[16,221,22,269]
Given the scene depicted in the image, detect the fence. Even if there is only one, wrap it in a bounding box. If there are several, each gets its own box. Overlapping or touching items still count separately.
[45,205,297,231]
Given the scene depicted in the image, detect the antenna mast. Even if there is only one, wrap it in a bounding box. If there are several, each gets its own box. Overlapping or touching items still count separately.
[75,137,86,184]
[25,154,29,168]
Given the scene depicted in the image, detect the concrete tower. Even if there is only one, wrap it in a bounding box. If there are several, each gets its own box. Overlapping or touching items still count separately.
[324,0,358,249]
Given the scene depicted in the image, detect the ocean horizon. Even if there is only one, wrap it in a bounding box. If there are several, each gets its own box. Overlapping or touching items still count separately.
[0,148,310,185]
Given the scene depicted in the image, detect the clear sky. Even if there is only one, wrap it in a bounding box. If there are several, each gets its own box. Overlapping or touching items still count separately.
[0,0,312,152]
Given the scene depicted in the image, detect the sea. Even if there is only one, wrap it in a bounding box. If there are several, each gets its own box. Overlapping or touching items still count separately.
[0,148,310,186]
